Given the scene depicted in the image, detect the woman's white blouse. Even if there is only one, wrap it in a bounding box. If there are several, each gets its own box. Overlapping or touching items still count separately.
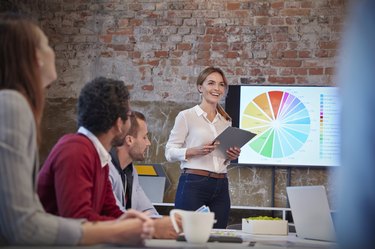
[165,105,231,173]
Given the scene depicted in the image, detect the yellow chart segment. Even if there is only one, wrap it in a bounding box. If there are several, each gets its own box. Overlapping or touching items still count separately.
[242,115,271,134]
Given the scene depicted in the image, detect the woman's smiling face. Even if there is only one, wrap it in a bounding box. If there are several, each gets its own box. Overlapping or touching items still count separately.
[198,72,226,104]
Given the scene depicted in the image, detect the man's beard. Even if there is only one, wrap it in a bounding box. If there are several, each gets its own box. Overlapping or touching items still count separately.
[129,149,146,162]
[111,132,126,147]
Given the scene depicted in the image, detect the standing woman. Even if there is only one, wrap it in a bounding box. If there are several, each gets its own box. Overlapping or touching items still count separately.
[0,13,153,245]
[165,67,241,228]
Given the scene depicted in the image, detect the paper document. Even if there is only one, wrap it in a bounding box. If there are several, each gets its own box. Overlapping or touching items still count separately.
[212,126,256,159]
[196,205,210,213]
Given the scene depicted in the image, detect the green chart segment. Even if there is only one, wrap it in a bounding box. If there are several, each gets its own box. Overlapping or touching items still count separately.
[242,91,311,158]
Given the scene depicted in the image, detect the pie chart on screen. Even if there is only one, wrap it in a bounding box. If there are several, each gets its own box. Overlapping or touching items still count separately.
[241,90,311,158]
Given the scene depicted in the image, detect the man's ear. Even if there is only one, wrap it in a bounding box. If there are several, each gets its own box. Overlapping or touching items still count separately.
[115,117,123,133]
[125,135,133,145]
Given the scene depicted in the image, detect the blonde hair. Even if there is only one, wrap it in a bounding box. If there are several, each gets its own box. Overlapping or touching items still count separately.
[196,67,231,121]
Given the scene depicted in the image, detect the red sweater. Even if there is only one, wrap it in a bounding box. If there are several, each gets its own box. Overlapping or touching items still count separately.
[37,133,123,221]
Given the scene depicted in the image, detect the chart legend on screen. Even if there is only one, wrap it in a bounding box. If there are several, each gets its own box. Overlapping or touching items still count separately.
[319,93,340,161]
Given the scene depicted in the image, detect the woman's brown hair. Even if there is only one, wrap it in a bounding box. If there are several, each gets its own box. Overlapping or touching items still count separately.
[196,66,231,121]
[0,13,44,143]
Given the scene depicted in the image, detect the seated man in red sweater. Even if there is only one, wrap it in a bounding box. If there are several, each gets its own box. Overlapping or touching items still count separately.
[37,77,133,221]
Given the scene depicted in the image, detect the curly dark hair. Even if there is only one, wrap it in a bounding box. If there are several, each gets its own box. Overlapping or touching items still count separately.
[77,77,130,135]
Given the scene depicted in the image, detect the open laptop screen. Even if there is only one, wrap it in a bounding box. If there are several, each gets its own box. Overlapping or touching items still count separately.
[287,185,336,242]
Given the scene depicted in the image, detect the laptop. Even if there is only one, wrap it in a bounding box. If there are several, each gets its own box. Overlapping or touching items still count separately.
[286,185,336,242]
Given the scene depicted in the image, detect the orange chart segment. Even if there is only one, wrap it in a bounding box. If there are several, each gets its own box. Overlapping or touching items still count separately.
[252,93,273,120]
[244,91,311,158]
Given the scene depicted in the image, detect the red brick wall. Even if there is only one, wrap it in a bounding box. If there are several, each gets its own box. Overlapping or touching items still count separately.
[31,0,347,101]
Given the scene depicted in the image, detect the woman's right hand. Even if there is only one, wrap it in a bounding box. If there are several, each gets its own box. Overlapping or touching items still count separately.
[113,215,154,245]
[80,209,154,246]
[186,143,216,159]
[117,209,154,241]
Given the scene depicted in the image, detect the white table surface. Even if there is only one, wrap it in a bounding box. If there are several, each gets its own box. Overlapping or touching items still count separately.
[146,229,337,249]
[1,230,337,249]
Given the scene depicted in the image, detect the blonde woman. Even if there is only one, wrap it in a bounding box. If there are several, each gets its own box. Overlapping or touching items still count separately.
[165,67,241,228]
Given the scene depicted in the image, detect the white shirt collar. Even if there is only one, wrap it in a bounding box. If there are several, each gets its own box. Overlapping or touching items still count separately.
[194,104,223,122]
[77,126,111,168]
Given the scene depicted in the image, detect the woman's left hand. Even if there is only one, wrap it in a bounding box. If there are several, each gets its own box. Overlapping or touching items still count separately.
[226,147,241,161]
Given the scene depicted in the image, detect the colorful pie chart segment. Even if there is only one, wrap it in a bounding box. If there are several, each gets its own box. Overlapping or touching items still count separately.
[241,91,311,158]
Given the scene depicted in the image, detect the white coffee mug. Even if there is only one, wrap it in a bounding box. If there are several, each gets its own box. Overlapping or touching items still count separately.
[170,209,215,243]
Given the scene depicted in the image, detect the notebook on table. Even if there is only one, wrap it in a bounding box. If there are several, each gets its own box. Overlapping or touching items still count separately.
[177,229,243,243]
[286,185,336,242]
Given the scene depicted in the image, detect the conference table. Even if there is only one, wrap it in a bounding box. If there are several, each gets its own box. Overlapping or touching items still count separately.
[2,229,337,249]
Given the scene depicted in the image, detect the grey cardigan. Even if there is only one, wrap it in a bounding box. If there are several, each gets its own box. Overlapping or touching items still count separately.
[109,161,159,216]
[0,90,82,245]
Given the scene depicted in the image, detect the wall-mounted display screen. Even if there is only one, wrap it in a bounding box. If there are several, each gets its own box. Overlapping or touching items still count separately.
[225,85,340,167]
